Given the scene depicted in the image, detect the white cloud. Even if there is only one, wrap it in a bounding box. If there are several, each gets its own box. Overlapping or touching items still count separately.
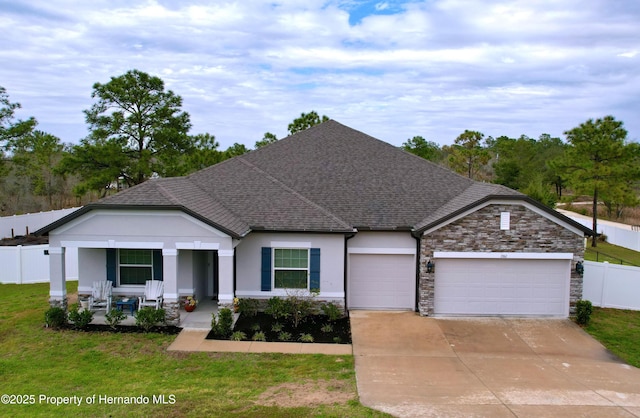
[0,0,639,147]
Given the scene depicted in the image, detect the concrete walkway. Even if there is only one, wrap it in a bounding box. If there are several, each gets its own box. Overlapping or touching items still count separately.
[350,311,640,417]
[167,329,353,355]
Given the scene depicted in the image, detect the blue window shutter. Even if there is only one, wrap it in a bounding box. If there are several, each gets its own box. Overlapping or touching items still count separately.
[106,248,116,285]
[310,248,320,291]
[153,250,163,281]
[261,247,272,291]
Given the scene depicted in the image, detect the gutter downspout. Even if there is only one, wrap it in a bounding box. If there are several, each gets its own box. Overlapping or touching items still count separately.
[411,231,422,314]
[344,230,357,311]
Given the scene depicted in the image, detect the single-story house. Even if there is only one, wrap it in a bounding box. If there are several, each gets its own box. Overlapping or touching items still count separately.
[37,121,592,325]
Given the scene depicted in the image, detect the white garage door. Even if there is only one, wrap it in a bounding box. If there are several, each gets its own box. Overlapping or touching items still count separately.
[435,258,570,316]
[348,254,415,310]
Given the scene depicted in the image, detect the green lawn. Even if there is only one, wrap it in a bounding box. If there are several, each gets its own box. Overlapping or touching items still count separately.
[584,241,640,266]
[583,307,640,368]
[0,282,388,418]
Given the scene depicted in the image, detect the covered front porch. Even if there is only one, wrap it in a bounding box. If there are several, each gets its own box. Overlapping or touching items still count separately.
[89,297,219,330]
[45,208,239,326]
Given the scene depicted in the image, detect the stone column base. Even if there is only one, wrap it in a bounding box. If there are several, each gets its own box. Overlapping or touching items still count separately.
[163,301,180,326]
[49,297,68,311]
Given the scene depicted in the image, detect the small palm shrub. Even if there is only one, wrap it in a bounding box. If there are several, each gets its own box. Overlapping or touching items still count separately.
[252,331,266,341]
[278,331,292,342]
[299,333,314,343]
[320,323,333,333]
[271,322,283,332]
[230,331,247,341]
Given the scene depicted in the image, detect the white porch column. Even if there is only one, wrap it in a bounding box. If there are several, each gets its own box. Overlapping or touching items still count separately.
[162,249,179,302]
[162,249,180,326]
[218,249,234,306]
[48,247,67,309]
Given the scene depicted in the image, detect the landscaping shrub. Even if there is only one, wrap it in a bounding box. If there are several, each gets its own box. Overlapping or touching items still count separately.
[285,290,318,328]
[278,331,292,342]
[321,302,343,321]
[135,307,166,332]
[265,297,291,321]
[68,303,94,330]
[576,300,593,326]
[211,307,233,339]
[44,307,67,329]
[230,331,246,341]
[237,298,260,317]
[104,309,127,329]
[299,333,314,343]
[252,331,266,341]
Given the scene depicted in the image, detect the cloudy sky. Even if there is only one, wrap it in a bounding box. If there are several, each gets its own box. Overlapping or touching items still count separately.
[1,0,639,149]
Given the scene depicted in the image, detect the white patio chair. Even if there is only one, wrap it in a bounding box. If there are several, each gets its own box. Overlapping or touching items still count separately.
[138,280,164,310]
[88,280,113,312]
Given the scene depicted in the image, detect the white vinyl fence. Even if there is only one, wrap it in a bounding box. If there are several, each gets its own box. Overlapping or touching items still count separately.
[0,245,78,284]
[583,261,640,311]
[0,207,80,238]
[560,211,640,252]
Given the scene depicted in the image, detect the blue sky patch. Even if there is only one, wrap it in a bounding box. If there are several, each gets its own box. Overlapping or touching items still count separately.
[344,0,408,25]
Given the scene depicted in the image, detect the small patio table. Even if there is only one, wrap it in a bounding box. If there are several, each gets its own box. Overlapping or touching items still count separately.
[116,298,138,315]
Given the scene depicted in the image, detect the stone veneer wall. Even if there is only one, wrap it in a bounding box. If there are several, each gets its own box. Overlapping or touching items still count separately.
[418,203,585,316]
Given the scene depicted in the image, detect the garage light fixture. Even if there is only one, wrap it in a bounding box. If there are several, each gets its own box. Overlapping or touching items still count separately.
[575,261,584,276]
[427,260,435,273]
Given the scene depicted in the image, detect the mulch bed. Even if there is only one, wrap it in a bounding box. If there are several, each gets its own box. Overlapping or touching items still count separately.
[206,312,352,344]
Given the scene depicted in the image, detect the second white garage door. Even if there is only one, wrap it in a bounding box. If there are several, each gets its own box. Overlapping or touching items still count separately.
[348,254,415,310]
[434,258,570,316]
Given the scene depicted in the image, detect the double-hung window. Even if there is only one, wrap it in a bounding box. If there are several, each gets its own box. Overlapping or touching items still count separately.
[274,248,309,289]
[118,249,153,286]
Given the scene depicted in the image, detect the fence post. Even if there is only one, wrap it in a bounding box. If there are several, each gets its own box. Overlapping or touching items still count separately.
[600,261,609,308]
[16,245,23,284]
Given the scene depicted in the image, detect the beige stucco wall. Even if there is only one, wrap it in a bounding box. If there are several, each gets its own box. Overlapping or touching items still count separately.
[235,232,345,300]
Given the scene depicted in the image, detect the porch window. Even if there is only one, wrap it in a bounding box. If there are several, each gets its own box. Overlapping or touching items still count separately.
[274,249,308,289]
[118,249,153,286]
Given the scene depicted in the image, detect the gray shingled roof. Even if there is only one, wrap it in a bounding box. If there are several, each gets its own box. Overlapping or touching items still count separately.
[39,120,559,237]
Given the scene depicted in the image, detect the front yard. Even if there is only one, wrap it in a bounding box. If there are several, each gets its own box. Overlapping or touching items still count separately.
[0,282,387,417]
[582,307,640,368]
[2,282,639,417]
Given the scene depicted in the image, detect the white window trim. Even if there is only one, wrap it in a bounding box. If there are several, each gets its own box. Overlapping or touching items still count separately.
[273,247,310,290]
[433,251,574,260]
[118,249,154,287]
[500,211,511,230]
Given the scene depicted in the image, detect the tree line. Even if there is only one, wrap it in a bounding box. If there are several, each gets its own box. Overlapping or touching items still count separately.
[0,70,325,215]
[2,69,639,247]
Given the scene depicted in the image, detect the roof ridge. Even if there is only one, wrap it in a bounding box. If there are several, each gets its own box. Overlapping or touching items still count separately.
[154,179,184,206]
[182,175,251,229]
[236,156,353,230]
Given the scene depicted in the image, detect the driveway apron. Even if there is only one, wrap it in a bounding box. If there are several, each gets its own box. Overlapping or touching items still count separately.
[350,311,640,418]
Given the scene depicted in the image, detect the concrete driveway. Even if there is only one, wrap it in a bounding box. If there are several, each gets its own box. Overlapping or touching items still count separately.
[350,311,640,417]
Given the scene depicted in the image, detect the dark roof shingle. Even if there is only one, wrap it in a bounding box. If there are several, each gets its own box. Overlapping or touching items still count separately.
[42,120,577,236]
